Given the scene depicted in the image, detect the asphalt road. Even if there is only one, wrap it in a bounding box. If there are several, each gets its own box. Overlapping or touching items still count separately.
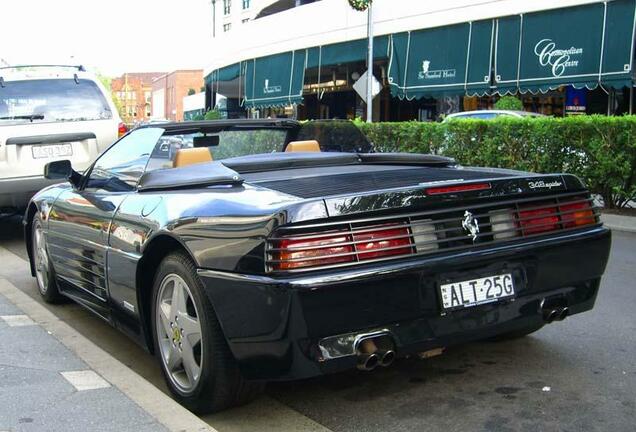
[1,214,634,432]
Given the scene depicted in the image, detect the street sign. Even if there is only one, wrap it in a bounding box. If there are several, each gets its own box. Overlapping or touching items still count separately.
[353,70,381,104]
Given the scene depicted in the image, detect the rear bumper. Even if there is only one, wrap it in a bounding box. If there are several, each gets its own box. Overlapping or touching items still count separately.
[198,226,611,381]
[0,175,58,209]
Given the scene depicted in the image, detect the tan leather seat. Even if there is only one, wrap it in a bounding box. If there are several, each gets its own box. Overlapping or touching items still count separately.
[173,147,213,168]
[285,140,321,153]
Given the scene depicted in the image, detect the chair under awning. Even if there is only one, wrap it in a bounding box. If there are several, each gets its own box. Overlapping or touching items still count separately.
[494,0,636,94]
[243,51,307,109]
[387,20,494,99]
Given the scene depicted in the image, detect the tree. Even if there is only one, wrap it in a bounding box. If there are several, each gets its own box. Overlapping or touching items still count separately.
[96,73,125,119]
[495,96,524,111]
[187,88,196,96]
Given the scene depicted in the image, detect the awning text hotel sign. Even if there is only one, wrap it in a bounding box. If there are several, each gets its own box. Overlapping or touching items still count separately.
[534,39,583,77]
[418,60,457,81]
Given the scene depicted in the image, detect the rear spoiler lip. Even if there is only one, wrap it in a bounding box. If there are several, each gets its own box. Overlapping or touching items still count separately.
[6,132,96,146]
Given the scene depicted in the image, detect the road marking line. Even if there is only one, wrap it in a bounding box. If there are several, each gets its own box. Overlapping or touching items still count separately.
[61,370,111,391]
[0,314,35,327]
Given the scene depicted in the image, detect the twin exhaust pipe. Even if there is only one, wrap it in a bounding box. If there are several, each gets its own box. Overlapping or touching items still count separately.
[356,336,396,371]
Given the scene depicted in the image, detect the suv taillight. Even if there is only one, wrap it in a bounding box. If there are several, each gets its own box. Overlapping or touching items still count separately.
[118,122,128,137]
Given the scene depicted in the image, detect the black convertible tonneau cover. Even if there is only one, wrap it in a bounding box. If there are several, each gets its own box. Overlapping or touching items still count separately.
[137,161,243,192]
[136,152,457,192]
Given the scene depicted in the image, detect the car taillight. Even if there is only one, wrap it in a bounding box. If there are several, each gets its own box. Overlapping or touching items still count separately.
[118,122,128,138]
[412,219,439,252]
[489,209,518,240]
[353,226,412,260]
[518,206,559,235]
[560,201,595,228]
[274,232,354,270]
[425,182,491,196]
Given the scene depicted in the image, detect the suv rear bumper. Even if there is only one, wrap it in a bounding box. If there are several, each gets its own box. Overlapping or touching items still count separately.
[0,175,58,209]
[198,226,611,381]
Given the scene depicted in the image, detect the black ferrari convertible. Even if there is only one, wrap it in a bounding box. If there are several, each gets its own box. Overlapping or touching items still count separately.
[24,119,611,413]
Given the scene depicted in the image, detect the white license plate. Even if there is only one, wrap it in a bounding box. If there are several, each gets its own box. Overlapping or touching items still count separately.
[440,273,515,310]
[31,144,73,159]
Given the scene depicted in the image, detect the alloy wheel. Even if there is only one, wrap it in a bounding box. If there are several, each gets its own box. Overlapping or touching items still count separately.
[156,274,203,393]
[33,223,49,294]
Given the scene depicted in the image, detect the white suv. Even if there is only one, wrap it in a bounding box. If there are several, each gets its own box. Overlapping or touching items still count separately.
[0,65,124,211]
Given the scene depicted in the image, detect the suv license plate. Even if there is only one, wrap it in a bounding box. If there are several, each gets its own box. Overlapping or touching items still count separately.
[440,274,515,311]
[32,144,73,159]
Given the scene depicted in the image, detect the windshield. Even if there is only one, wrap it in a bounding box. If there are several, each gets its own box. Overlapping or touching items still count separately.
[0,78,112,123]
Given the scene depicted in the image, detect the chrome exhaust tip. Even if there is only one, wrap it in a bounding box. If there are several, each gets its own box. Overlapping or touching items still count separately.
[543,309,558,323]
[357,353,380,371]
[378,350,396,367]
[557,307,569,321]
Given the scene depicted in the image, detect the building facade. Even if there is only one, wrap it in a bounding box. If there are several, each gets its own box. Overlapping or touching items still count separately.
[204,0,636,121]
[111,72,165,124]
[151,70,204,121]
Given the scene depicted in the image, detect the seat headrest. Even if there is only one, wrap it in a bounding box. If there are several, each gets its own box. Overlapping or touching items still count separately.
[173,147,213,168]
[285,140,321,153]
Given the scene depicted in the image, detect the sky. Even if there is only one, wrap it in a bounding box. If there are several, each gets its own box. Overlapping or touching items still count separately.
[0,0,214,77]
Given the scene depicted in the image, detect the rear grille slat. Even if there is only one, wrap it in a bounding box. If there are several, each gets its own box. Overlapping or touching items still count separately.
[267,193,600,273]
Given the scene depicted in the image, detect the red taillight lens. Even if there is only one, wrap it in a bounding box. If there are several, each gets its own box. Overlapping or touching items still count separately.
[353,226,413,260]
[426,183,491,196]
[271,224,415,271]
[275,232,354,270]
[560,201,595,228]
[518,206,559,235]
[118,122,128,138]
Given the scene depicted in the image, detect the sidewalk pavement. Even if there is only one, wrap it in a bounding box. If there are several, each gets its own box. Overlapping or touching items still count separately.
[0,290,169,432]
[601,213,636,234]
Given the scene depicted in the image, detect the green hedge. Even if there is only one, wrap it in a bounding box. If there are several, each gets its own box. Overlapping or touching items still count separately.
[357,116,636,209]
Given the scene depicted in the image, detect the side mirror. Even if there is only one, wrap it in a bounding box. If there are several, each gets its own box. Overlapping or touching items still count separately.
[44,160,73,180]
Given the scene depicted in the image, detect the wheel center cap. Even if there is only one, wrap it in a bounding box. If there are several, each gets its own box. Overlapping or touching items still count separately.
[173,328,181,342]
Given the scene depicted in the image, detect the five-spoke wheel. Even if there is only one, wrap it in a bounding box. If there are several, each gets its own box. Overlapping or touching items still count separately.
[156,274,203,393]
[151,251,264,413]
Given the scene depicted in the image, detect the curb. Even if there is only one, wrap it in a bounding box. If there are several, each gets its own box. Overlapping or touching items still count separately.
[0,276,215,432]
[600,214,636,234]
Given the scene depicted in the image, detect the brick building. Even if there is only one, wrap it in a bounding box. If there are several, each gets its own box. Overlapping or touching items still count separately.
[111,72,165,124]
[151,70,204,121]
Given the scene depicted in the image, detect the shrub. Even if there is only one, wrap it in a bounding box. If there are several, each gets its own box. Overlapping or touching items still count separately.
[204,109,223,120]
[356,116,636,209]
[494,95,524,111]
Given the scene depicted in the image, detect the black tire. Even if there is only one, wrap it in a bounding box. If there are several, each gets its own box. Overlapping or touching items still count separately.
[489,323,544,342]
[31,215,64,303]
[151,251,264,413]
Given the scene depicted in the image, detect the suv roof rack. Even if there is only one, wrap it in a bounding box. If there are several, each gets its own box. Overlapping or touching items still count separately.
[0,64,86,72]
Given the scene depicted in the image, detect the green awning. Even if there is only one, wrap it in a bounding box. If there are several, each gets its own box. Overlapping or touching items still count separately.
[388,21,494,99]
[494,0,636,94]
[306,36,390,69]
[205,63,242,86]
[244,50,307,108]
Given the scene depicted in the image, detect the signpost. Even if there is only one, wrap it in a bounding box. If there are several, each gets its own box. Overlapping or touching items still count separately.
[348,0,374,122]
[366,1,374,123]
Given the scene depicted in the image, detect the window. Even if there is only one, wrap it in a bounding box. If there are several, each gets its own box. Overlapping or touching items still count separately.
[144,128,288,174]
[0,79,112,123]
[242,0,250,9]
[223,23,231,32]
[223,0,231,15]
[86,128,164,192]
